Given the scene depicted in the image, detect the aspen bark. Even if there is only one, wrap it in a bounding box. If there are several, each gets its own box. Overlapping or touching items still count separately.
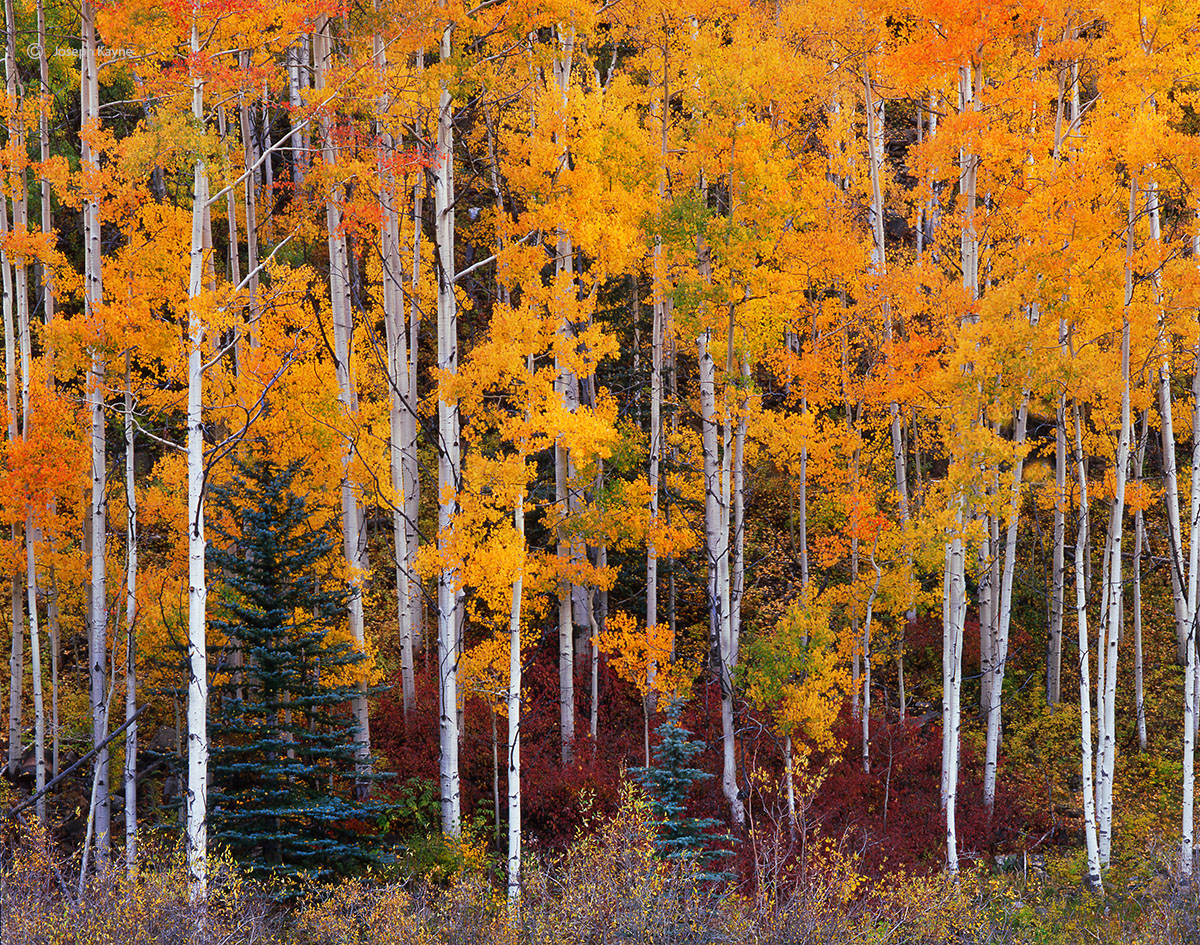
[314,17,371,787]
[552,28,580,767]
[36,0,58,780]
[23,527,44,826]
[698,330,744,829]
[184,18,209,899]
[1073,400,1103,888]
[434,22,462,838]
[81,0,112,868]
[407,178,423,658]
[1048,379,1067,704]
[508,489,524,904]
[237,53,261,344]
[942,507,967,873]
[862,557,881,773]
[287,41,308,186]
[1133,409,1148,753]
[123,356,138,874]
[784,733,796,835]
[729,365,747,651]
[1184,597,1197,882]
[6,1,47,816]
[943,59,980,873]
[217,107,241,288]
[983,394,1029,814]
[1185,220,1200,882]
[1096,177,1137,868]
[1,197,22,783]
[375,23,416,719]
[646,58,669,716]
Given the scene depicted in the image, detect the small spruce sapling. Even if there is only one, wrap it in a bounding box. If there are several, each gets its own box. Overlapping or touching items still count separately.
[633,698,731,879]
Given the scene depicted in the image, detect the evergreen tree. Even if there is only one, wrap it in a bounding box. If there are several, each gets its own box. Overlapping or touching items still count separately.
[633,699,730,878]
[206,439,389,885]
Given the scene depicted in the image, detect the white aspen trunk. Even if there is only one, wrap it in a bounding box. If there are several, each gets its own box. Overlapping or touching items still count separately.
[552,28,579,767]
[217,107,241,288]
[698,330,744,828]
[925,92,939,254]
[983,393,1030,814]
[124,356,138,874]
[184,18,209,899]
[1097,177,1137,868]
[959,64,979,302]
[1049,377,1067,703]
[36,0,58,782]
[943,60,980,874]
[434,22,461,838]
[507,490,524,904]
[1,197,21,782]
[862,558,881,773]
[784,733,796,834]
[259,80,273,197]
[1072,400,1103,888]
[1133,409,1148,753]
[287,42,307,186]
[588,586,599,744]
[17,172,46,821]
[406,179,422,658]
[1095,507,1113,798]
[731,361,747,666]
[81,0,111,868]
[375,29,415,719]
[845,353,861,722]
[23,523,44,825]
[314,18,371,786]
[49,567,58,777]
[1185,221,1200,881]
[36,0,52,336]
[798,397,810,593]
[646,265,662,709]
[979,514,994,714]
[6,3,47,813]
[943,508,967,873]
[719,341,733,639]
[646,64,669,712]
[237,54,261,344]
[1184,603,1196,882]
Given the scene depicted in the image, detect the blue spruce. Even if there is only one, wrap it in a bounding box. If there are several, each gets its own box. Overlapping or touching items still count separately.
[206,438,390,885]
[633,698,731,878]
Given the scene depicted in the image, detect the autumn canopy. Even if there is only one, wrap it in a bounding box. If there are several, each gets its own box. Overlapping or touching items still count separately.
[2,0,1200,921]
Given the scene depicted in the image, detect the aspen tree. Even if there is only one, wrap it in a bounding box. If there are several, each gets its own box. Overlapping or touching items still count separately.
[550,26,580,766]
[35,0,59,778]
[943,57,981,874]
[1073,399,1102,889]
[507,344,532,902]
[698,329,744,828]
[982,391,1029,814]
[81,0,111,868]
[123,355,138,874]
[237,52,261,342]
[645,60,669,758]
[1,198,19,784]
[1049,35,1082,706]
[184,14,209,898]
[1183,217,1200,883]
[313,17,371,787]
[1094,176,1136,869]
[434,17,462,838]
[1133,408,1148,753]
[2,0,42,817]
[374,23,416,719]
